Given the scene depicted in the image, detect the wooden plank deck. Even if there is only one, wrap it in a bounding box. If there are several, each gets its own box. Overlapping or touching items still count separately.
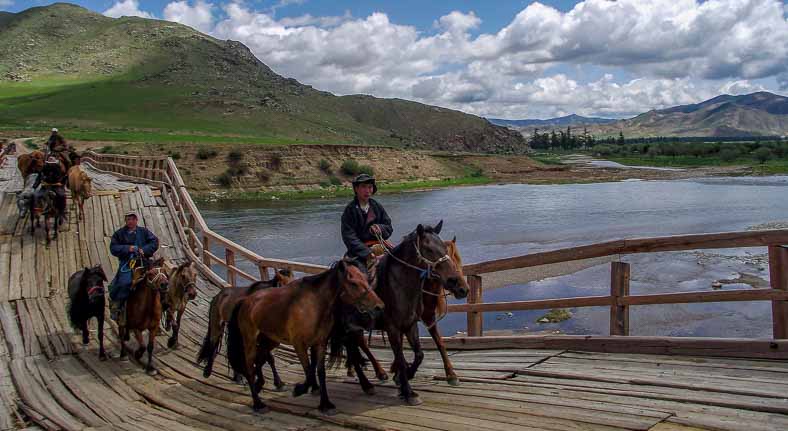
[0,159,787,430]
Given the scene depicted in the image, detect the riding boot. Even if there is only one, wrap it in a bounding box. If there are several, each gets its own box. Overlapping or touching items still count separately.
[366,254,378,287]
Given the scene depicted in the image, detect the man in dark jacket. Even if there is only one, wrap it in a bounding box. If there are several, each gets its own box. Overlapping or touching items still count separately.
[109,211,159,323]
[341,174,393,281]
[33,157,67,218]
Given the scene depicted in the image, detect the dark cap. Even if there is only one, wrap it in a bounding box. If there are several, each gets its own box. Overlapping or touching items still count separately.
[352,174,377,194]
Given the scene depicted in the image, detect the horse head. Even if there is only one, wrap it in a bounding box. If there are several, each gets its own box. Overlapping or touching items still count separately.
[146,257,169,292]
[83,264,108,303]
[336,258,384,315]
[177,261,198,300]
[415,221,469,299]
[273,269,294,287]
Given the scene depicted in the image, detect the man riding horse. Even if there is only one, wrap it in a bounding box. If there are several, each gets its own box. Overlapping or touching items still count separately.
[32,156,67,220]
[46,128,76,172]
[109,211,160,324]
[341,174,393,283]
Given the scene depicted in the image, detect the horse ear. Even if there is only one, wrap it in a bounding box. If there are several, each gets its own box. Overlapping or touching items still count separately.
[417,224,424,237]
[452,236,457,243]
[434,220,443,235]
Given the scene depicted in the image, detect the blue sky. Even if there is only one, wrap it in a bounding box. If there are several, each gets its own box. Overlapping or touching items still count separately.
[3,1,787,119]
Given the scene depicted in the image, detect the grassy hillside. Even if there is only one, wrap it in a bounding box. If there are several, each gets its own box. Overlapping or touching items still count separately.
[0,3,525,152]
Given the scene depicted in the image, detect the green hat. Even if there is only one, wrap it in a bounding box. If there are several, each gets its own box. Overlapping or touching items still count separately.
[352,174,377,194]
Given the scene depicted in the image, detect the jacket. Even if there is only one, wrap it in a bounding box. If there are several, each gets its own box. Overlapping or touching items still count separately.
[341,197,393,259]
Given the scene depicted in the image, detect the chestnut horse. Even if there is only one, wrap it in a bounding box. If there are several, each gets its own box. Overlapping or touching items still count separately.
[226,259,384,415]
[119,257,169,375]
[197,269,294,386]
[17,150,44,180]
[350,237,467,385]
[67,165,92,221]
[162,261,199,348]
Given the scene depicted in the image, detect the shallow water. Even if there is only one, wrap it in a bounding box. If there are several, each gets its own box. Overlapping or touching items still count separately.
[200,176,788,337]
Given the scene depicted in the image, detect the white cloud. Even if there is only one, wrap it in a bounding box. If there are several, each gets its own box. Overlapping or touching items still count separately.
[151,0,787,118]
[163,1,214,33]
[0,0,14,9]
[103,0,154,19]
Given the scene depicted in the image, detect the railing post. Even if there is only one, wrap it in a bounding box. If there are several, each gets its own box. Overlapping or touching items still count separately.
[610,261,630,336]
[769,245,788,339]
[467,275,483,337]
[258,265,271,281]
[202,235,212,267]
[225,248,237,288]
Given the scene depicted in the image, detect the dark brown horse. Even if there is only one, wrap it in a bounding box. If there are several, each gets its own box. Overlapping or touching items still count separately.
[197,269,293,387]
[364,221,467,405]
[226,259,383,415]
[163,261,198,348]
[67,265,109,360]
[349,237,467,385]
[119,257,169,375]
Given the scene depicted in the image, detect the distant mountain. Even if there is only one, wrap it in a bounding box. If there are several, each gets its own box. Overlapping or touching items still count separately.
[590,92,788,138]
[0,3,526,153]
[488,114,617,128]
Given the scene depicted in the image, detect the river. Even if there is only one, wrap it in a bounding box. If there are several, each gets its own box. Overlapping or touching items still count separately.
[200,176,788,338]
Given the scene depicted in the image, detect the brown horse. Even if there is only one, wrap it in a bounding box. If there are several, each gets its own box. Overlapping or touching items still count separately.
[226,259,384,415]
[197,269,294,386]
[119,257,169,375]
[67,165,92,221]
[349,237,466,385]
[17,150,44,180]
[162,261,198,348]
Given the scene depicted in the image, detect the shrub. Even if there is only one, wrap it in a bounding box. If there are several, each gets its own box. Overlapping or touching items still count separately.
[329,175,342,186]
[470,168,484,178]
[318,159,331,173]
[754,147,772,164]
[341,159,361,176]
[216,172,233,187]
[227,150,243,164]
[227,164,248,177]
[719,149,739,163]
[358,164,375,176]
[196,147,218,160]
[168,151,181,160]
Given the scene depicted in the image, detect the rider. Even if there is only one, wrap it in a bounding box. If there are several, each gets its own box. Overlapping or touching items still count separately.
[109,211,159,323]
[32,156,67,218]
[341,173,393,282]
[46,128,74,172]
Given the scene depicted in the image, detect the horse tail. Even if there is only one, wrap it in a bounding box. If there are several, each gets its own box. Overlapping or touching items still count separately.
[66,272,84,329]
[327,307,347,369]
[197,294,221,372]
[226,302,247,378]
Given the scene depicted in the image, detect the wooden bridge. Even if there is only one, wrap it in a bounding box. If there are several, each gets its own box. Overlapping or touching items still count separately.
[1,147,788,431]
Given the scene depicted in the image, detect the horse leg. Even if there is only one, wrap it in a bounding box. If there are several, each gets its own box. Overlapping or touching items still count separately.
[405,324,424,380]
[133,330,146,360]
[252,342,266,395]
[167,306,183,348]
[98,313,108,361]
[119,326,129,361]
[309,345,320,394]
[348,337,376,395]
[146,328,158,376]
[266,350,287,392]
[313,343,336,415]
[292,344,314,398]
[428,322,458,385]
[389,328,421,405]
[358,332,388,381]
[81,320,90,345]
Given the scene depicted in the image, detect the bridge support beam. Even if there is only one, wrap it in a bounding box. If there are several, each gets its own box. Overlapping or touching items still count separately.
[610,261,630,336]
[769,245,788,339]
[467,275,483,337]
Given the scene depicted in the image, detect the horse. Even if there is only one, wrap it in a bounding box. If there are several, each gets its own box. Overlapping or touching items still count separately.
[17,150,44,180]
[30,182,65,245]
[226,259,384,415]
[67,265,109,360]
[119,257,169,375]
[67,165,92,221]
[349,237,468,385]
[366,221,467,405]
[162,261,199,349]
[197,269,294,387]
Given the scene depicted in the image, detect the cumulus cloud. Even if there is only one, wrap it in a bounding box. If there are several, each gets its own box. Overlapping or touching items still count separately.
[148,0,788,117]
[0,0,14,9]
[163,1,214,33]
[103,0,154,19]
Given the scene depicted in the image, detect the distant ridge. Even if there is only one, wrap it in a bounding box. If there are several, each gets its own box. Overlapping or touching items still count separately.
[488,114,617,128]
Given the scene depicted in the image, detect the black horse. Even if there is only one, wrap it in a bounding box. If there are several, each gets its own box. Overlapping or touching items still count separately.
[67,265,109,360]
[360,221,468,405]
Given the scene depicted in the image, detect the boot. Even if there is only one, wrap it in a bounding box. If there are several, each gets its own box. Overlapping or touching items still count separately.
[110,300,126,326]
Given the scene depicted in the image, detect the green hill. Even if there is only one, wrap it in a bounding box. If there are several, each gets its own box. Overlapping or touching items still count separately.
[0,3,525,152]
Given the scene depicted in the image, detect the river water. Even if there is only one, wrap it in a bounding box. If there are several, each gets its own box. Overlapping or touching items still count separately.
[200,176,788,338]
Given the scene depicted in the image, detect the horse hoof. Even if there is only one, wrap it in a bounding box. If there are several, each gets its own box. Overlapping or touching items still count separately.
[363,386,376,396]
[167,338,177,349]
[273,384,288,393]
[320,408,338,417]
[253,403,269,414]
[293,384,308,397]
[203,369,212,378]
[99,353,109,362]
[447,376,460,386]
[146,368,159,376]
[405,395,423,406]
[377,373,389,382]
[120,356,130,362]
[82,339,89,346]
[311,387,320,396]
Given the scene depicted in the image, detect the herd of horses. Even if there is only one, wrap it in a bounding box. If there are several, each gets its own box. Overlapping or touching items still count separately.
[13,149,470,416]
[16,149,92,244]
[66,220,467,416]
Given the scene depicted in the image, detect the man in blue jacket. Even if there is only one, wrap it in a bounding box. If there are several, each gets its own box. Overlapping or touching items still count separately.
[109,211,159,323]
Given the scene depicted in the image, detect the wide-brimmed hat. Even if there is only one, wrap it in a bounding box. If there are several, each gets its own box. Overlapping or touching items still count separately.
[352,173,377,194]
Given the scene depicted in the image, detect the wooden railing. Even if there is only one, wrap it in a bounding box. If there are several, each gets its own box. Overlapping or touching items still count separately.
[81,151,327,289]
[82,151,788,358]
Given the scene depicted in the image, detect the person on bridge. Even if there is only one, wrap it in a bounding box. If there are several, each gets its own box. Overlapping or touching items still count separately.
[341,173,393,283]
[45,128,75,172]
[33,156,67,218]
[109,211,160,323]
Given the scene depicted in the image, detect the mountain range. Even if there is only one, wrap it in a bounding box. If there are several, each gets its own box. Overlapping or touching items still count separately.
[488,114,617,128]
[0,3,525,153]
